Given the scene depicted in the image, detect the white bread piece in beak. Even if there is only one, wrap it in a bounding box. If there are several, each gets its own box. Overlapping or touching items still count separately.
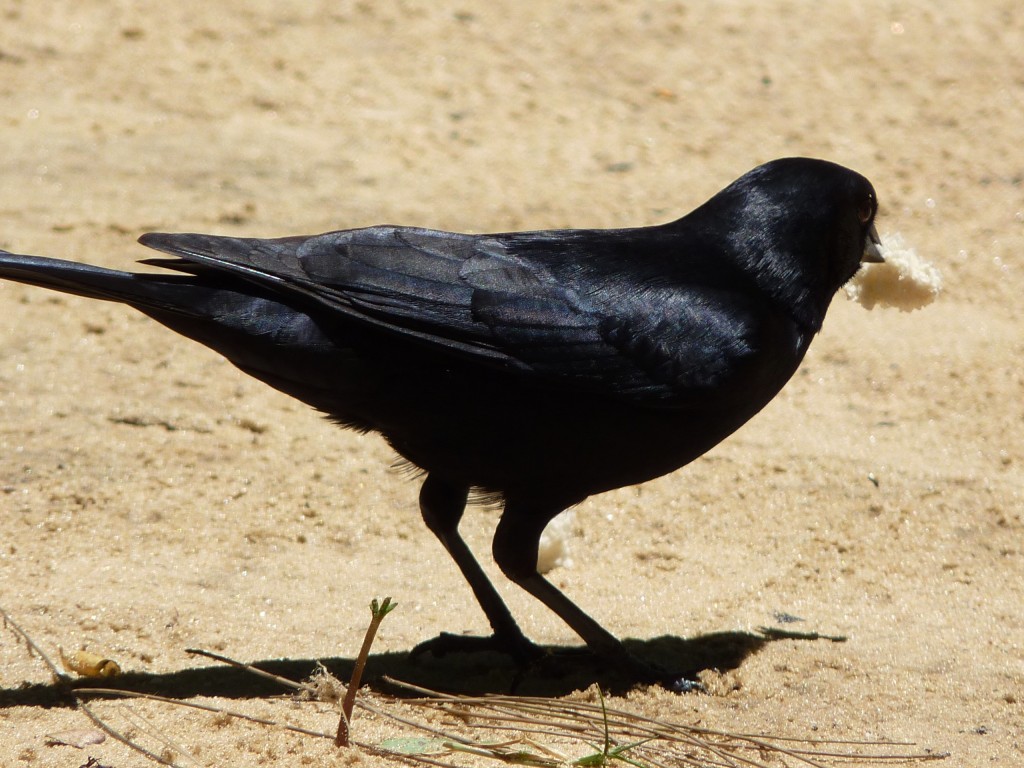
[845,233,942,311]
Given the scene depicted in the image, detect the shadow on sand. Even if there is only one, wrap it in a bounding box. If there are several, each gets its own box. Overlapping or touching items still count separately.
[1,626,844,708]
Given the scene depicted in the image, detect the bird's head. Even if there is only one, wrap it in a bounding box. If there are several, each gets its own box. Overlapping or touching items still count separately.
[700,157,884,331]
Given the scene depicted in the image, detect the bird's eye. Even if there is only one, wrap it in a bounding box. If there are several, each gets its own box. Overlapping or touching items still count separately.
[857,194,875,224]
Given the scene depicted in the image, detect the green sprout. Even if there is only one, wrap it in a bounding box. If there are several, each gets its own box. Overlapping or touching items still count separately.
[335,596,397,747]
[574,688,650,767]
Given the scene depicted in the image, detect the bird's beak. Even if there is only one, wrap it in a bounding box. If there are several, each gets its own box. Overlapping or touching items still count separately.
[862,223,884,263]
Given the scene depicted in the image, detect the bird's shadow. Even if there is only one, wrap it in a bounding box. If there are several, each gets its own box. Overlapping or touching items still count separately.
[1,628,842,709]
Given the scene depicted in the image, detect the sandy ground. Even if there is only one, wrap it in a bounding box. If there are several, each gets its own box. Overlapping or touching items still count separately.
[1,1,1022,766]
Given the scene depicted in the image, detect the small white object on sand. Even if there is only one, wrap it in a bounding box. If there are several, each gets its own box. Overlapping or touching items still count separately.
[537,510,575,573]
[844,233,942,311]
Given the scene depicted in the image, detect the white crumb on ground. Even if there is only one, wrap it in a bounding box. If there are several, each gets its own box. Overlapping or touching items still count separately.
[537,510,575,573]
[845,232,942,311]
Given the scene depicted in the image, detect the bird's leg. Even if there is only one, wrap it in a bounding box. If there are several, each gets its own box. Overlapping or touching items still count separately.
[412,474,540,663]
[493,500,691,689]
[492,502,624,656]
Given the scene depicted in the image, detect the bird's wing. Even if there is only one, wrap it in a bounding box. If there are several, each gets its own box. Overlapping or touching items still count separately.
[139,226,782,404]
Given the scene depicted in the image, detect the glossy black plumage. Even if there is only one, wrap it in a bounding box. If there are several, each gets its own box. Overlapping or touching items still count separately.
[0,157,883,688]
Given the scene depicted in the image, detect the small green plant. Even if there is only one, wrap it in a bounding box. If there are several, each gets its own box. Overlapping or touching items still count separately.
[336,597,397,747]
[574,688,650,767]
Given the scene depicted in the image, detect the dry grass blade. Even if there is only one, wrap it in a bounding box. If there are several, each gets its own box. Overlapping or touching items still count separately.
[3,602,946,767]
[1,603,66,682]
[2,603,198,766]
[82,688,334,739]
[378,677,946,768]
[75,698,193,768]
[186,646,305,690]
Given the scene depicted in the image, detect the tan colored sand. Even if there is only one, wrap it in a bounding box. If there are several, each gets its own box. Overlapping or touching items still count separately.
[1,2,1021,765]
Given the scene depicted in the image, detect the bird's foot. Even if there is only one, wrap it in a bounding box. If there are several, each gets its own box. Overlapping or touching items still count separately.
[661,674,706,694]
[608,651,706,694]
[631,664,706,693]
[410,633,705,693]
[410,631,544,665]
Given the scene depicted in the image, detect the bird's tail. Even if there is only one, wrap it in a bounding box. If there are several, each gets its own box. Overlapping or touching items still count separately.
[0,249,200,314]
[0,247,374,420]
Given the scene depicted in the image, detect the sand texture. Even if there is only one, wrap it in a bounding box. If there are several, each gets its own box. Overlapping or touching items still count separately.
[1,2,1021,765]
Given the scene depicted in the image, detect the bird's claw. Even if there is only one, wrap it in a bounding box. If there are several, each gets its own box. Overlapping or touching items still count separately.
[663,675,706,694]
[617,655,706,694]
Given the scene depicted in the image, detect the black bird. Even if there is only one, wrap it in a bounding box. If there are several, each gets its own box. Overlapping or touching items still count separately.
[0,157,883,688]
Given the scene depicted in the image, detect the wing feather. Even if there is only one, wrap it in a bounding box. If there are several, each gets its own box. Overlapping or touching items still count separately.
[139,225,777,404]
